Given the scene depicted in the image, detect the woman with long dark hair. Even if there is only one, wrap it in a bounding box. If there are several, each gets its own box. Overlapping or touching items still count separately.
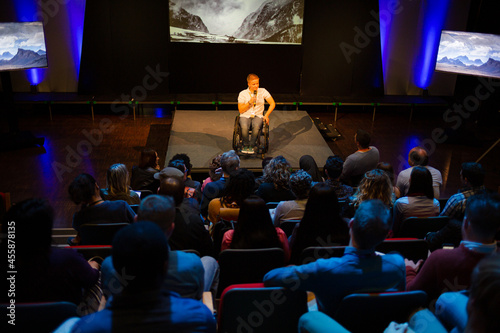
[290,183,349,264]
[221,195,290,262]
[393,166,439,235]
[207,168,255,224]
[130,148,160,193]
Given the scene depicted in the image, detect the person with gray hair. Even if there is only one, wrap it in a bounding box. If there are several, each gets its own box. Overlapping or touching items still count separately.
[273,169,312,227]
[200,150,240,217]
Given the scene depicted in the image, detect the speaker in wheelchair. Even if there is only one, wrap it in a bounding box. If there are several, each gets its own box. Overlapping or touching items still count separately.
[232,115,269,159]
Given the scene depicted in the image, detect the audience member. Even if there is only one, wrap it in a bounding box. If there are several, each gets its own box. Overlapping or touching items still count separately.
[299,155,323,183]
[168,159,201,202]
[101,163,140,205]
[340,129,379,186]
[396,146,443,199]
[169,153,201,192]
[159,176,214,257]
[68,173,135,244]
[201,150,240,217]
[0,199,100,308]
[221,195,290,262]
[323,155,354,200]
[101,195,218,301]
[207,168,255,224]
[406,193,500,302]
[201,154,222,192]
[377,161,401,199]
[254,156,273,189]
[289,183,349,264]
[299,256,500,333]
[425,163,487,250]
[440,162,486,221]
[273,170,312,227]
[255,155,295,203]
[130,148,160,193]
[264,199,405,317]
[393,166,440,235]
[460,254,500,332]
[352,169,393,209]
[66,222,216,332]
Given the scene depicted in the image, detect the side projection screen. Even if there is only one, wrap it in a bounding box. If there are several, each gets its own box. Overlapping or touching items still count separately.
[436,30,500,79]
[0,22,48,72]
[169,0,304,45]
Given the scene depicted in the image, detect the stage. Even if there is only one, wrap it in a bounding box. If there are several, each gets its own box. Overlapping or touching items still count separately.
[165,110,335,170]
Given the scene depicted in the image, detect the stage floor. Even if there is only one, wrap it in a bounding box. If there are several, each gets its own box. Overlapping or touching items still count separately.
[165,110,334,170]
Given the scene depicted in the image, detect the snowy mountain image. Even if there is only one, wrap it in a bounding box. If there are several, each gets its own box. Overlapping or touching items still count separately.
[436,30,500,79]
[0,22,48,71]
[0,48,48,71]
[169,0,304,44]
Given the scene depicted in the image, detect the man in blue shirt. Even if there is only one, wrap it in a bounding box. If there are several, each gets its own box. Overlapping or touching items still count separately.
[264,199,405,317]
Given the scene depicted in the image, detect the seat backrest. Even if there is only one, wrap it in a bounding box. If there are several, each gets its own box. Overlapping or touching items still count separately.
[299,246,346,265]
[398,216,450,238]
[0,301,78,332]
[129,204,139,214]
[376,238,429,262]
[335,291,428,333]
[79,223,129,245]
[217,248,285,298]
[266,202,280,209]
[67,245,113,261]
[279,220,300,237]
[218,283,308,333]
[219,207,240,222]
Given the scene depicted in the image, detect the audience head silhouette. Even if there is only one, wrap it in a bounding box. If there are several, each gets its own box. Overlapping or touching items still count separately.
[136,194,176,235]
[106,163,131,196]
[324,155,344,180]
[463,193,500,243]
[112,221,169,293]
[467,254,500,333]
[220,150,240,176]
[408,166,434,199]
[350,199,391,250]
[355,129,371,149]
[408,146,429,167]
[68,173,99,205]
[461,162,485,188]
[158,177,184,206]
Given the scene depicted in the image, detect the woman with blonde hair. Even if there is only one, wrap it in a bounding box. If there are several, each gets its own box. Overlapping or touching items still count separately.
[353,169,393,208]
[101,163,140,205]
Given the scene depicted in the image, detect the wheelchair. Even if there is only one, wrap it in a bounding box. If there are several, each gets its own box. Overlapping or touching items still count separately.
[232,115,269,159]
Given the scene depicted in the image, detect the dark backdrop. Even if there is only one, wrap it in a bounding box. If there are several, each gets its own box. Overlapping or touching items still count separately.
[79,0,383,97]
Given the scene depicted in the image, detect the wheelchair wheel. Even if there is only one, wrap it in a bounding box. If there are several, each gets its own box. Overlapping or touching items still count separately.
[232,115,242,152]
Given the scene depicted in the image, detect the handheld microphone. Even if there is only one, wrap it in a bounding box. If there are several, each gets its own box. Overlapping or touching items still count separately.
[253,90,257,107]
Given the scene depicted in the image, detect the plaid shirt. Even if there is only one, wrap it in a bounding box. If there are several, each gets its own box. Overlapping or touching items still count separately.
[440,186,486,221]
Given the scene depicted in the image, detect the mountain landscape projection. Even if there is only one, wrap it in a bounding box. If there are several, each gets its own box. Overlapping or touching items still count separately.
[169,0,304,44]
[0,22,48,72]
[435,30,500,79]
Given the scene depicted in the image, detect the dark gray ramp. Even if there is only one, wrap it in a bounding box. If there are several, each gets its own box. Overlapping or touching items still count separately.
[165,110,334,170]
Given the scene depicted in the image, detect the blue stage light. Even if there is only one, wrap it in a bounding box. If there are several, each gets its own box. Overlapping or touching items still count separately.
[13,0,46,85]
[414,0,451,89]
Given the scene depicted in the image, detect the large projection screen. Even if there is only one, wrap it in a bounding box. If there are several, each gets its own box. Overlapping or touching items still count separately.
[0,22,48,72]
[169,0,304,44]
[435,30,500,79]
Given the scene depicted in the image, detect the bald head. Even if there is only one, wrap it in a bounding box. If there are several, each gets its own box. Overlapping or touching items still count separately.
[408,147,428,167]
[158,177,184,206]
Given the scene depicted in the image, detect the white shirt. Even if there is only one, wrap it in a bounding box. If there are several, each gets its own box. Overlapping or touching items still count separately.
[396,166,443,199]
[238,88,271,118]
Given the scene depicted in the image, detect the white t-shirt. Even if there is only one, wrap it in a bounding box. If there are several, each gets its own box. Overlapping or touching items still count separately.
[238,88,271,118]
